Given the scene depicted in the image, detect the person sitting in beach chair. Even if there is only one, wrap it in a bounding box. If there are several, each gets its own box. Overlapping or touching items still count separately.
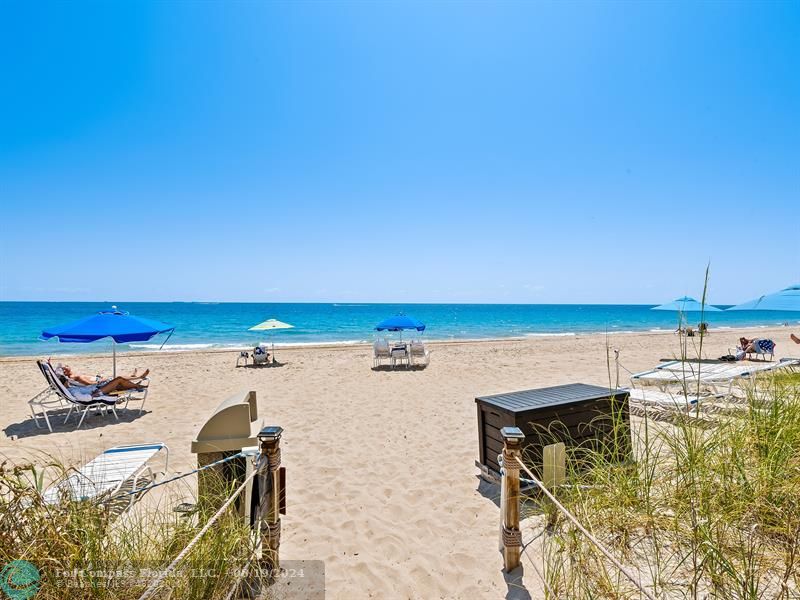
[737,337,776,361]
[50,359,149,386]
[57,372,149,401]
[252,344,271,365]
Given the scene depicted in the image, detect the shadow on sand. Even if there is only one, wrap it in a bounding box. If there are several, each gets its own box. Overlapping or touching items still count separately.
[3,408,150,439]
[236,360,288,369]
[370,364,429,372]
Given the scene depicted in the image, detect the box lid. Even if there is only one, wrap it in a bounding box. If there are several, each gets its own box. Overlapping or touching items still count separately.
[475,383,628,413]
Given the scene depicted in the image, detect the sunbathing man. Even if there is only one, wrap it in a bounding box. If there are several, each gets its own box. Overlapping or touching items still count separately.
[57,373,147,401]
[49,359,149,385]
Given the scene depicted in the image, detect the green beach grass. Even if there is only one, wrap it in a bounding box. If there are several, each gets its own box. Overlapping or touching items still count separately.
[0,466,269,599]
[533,369,800,598]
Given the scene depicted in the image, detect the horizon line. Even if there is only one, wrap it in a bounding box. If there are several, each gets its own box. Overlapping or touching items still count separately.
[0,299,734,307]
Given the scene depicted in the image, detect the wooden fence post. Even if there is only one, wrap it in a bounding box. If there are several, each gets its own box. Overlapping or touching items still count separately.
[500,426,525,572]
[543,442,566,490]
[256,426,284,576]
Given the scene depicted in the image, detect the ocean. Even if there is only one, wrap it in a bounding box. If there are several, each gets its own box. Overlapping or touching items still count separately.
[1,301,797,357]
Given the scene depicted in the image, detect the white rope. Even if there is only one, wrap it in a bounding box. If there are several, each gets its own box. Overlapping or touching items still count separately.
[118,452,246,498]
[514,456,658,600]
[137,457,263,600]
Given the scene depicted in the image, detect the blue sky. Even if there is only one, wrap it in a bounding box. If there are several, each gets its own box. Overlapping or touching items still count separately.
[1,1,798,304]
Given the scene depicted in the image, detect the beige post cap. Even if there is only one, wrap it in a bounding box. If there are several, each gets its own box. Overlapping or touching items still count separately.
[191,390,261,454]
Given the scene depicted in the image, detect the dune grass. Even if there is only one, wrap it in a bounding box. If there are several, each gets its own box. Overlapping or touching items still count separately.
[0,463,266,599]
[536,370,800,599]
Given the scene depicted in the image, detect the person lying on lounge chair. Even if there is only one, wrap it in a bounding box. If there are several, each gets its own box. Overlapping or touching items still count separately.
[738,337,776,358]
[739,337,756,353]
[49,359,149,385]
[57,373,147,400]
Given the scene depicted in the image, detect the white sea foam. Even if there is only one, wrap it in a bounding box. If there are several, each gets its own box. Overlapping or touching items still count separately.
[128,343,216,351]
[524,332,577,337]
[273,340,367,348]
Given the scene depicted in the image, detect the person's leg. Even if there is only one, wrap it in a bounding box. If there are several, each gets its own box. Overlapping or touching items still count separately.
[125,368,150,379]
[791,333,800,344]
[96,377,143,395]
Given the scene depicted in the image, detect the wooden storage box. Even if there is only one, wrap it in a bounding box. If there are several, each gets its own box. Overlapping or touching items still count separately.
[475,383,630,479]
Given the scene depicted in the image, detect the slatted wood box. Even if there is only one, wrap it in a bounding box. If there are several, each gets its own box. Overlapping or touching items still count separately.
[475,383,631,480]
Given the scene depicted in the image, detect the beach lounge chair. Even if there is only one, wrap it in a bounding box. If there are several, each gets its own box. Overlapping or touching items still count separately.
[38,361,148,429]
[29,361,71,432]
[627,387,722,419]
[409,340,430,366]
[630,358,798,396]
[42,442,169,508]
[373,339,391,367]
[744,339,776,361]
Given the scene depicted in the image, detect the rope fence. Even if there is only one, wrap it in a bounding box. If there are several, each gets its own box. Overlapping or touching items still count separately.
[117,451,246,499]
[513,455,657,600]
[137,454,265,600]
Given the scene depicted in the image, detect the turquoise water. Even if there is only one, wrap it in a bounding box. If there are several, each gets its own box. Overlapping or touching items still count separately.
[1,302,797,357]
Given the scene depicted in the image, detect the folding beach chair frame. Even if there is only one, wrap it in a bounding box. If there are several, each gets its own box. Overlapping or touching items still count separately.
[29,361,71,432]
[39,361,120,429]
[373,339,391,367]
[409,341,431,366]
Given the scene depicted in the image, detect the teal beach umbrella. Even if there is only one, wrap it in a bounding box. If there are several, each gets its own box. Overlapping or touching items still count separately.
[727,284,800,311]
[651,297,721,312]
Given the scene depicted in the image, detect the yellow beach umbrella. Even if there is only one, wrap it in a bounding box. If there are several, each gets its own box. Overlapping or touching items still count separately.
[248,319,294,363]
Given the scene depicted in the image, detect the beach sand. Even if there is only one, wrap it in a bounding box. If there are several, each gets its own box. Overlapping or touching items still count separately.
[1,326,796,599]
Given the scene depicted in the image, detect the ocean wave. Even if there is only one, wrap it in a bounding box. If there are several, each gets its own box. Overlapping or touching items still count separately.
[128,343,217,350]
[524,332,577,337]
[274,340,368,348]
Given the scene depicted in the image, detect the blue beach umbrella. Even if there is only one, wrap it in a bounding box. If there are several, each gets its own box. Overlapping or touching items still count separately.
[727,284,800,312]
[651,297,721,312]
[375,315,426,340]
[41,306,174,376]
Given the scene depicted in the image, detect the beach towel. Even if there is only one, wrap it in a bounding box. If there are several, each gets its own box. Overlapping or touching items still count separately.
[756,339,775,354]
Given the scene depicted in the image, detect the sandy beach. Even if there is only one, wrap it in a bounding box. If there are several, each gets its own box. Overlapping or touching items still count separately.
[1,326,797,599]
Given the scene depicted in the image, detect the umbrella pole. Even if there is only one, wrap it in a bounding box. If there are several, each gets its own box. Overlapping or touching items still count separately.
[113,340,117,378]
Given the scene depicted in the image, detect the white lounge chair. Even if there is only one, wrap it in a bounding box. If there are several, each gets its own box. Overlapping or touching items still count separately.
[29,361,70,432]
[42,442,169,508]
[373,339,391,367]
[630,358,799,396]
[409,340,430,366]
[627,387,723,419]
[38,361,149,429]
